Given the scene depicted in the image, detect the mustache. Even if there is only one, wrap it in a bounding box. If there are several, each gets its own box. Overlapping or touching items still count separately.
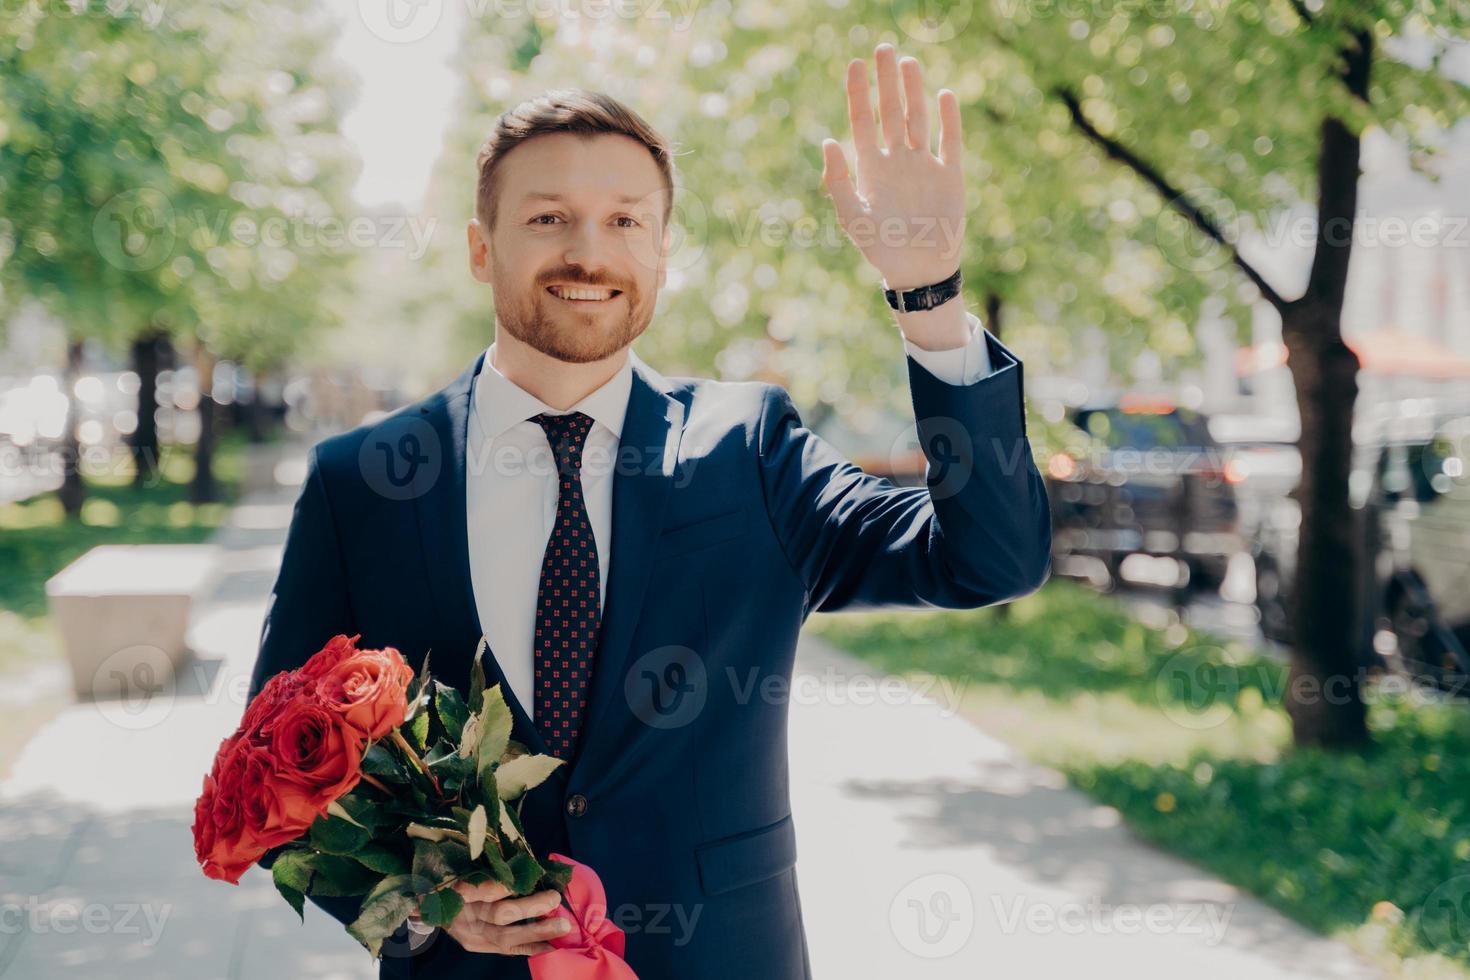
[538,270,629,291]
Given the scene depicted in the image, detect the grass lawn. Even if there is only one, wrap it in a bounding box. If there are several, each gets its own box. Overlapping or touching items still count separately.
[808,580,1470,980]
[0,435,248,779]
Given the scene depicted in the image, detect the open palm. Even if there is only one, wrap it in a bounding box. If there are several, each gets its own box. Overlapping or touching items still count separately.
[820,43,966,292]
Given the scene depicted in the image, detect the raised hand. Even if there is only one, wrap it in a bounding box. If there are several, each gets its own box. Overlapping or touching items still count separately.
[820,43,966,294]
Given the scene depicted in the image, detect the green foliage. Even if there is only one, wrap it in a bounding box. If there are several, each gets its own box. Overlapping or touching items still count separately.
[0,0,358,370]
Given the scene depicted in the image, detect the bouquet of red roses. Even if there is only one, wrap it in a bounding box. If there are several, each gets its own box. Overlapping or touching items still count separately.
[193,634,636,978]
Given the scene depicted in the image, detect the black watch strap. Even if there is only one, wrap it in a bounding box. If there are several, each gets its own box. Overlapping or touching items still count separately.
[883,267,962,313]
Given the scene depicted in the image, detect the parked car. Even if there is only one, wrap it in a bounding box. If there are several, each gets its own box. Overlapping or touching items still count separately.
[1252,399,1470,695]
[1046,396,1242,594]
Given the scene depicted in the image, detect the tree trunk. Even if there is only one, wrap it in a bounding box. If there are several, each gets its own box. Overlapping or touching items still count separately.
[984,291,1003,344]
[191,345,220,504]
[1279,25,1373,748]
[57,338,86,518]
[1282,306,1367,747]
[128,328,168,487]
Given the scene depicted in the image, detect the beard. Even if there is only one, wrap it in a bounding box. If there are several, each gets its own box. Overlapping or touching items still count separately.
[491,262,655,364]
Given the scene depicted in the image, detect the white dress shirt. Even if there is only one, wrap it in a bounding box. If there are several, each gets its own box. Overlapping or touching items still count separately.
[464,310,993,713]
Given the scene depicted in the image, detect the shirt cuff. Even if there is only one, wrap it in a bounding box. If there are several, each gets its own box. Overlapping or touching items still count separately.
[902,310,994,385]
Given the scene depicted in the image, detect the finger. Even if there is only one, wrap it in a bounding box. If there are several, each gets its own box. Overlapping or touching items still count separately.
[485,889,563,927]
[844,58,880,173]
[820,140,865,230]
[483,916,573,950]
[937,88,963,168]
[453,880,511,903]
[873,43,906,152]
[505,941,556,956]
[900,57,930,152]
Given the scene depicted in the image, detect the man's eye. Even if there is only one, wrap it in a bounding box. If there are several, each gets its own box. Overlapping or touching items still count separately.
[615,216,640,228]
[530,214,563,225]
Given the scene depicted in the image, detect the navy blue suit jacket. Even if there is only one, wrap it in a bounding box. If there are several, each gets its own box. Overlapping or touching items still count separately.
[247,333,1051,978]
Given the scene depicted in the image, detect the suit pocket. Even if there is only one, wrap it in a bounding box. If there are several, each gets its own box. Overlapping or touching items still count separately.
[654,507,746,560]
[694,813,798,896]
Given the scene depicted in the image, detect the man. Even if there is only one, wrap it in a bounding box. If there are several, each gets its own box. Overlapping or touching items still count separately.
[248,43,1050,979]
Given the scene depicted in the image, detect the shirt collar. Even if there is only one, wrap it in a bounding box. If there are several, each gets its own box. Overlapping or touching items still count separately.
[471,341,641,442]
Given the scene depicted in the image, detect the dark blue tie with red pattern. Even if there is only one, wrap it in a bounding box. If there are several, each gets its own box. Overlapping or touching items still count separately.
[530,411,602,761]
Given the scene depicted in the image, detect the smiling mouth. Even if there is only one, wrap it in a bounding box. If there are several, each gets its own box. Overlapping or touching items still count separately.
[546,284,623,304]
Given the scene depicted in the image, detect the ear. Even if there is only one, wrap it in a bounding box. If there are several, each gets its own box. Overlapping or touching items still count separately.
[467,219,493,284]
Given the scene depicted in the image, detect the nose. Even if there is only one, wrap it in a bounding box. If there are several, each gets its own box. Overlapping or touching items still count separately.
[561,220,616,281]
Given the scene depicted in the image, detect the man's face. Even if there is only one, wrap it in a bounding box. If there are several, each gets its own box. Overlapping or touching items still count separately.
[468,132,670,364]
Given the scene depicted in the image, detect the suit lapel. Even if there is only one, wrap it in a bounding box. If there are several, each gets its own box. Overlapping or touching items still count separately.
[412,349,550,758]
[572,359,685,783]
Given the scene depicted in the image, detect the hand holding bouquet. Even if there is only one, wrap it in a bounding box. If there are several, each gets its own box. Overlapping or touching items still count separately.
[193,634,636,978]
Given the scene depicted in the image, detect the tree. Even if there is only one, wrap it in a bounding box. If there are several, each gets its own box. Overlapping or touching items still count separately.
[0,1,357,507]
[990,0,1470,746]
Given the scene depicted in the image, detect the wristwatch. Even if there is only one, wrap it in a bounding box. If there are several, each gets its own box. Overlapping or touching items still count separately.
[883,267,963,313]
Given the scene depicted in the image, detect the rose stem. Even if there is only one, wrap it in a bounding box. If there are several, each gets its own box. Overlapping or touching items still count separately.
[389,729,443,796]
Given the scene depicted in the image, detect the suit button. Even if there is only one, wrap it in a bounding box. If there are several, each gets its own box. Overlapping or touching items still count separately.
[566,794,588,818]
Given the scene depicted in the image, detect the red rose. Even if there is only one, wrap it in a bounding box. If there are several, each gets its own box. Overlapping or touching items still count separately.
[267,692,364,816]
[313,646,415,740]
[239,669,306,739]
[300,633,364,681]
[194,738,263,884]
[238,742,315,850]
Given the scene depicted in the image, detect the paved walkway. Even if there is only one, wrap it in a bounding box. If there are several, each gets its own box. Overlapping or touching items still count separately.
[0,442,1386,978]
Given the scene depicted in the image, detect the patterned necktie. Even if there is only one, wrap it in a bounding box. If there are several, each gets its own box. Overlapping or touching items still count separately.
[530,410,601,761]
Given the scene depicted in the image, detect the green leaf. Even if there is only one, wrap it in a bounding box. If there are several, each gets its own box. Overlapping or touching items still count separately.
[540,857,574,892]
[352,843,410,876]
[348,888,417,958]
[412,838,454,883]
[495,753,565,801]
[327,799,366,828]
[417,885,464,929]
[507,850,544,895]
[271,850,314,894]
[468,804,488,861]
[469,636,488,715]
[362,874,418,907]
[482,845,514,888]
[361,743,410,782]
[408,708,430,752]
[435,683,470,742]
[308,853,383,897]
[498,803,524,847]
[275,879,306,922]
[309,812,372,854]
[476,685,514,780]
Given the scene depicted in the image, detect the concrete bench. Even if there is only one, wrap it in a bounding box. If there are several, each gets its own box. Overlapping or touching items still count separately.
[45,544,220,701]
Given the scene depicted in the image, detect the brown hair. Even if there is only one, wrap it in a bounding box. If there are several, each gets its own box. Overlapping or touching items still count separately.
[474,88,675,234]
